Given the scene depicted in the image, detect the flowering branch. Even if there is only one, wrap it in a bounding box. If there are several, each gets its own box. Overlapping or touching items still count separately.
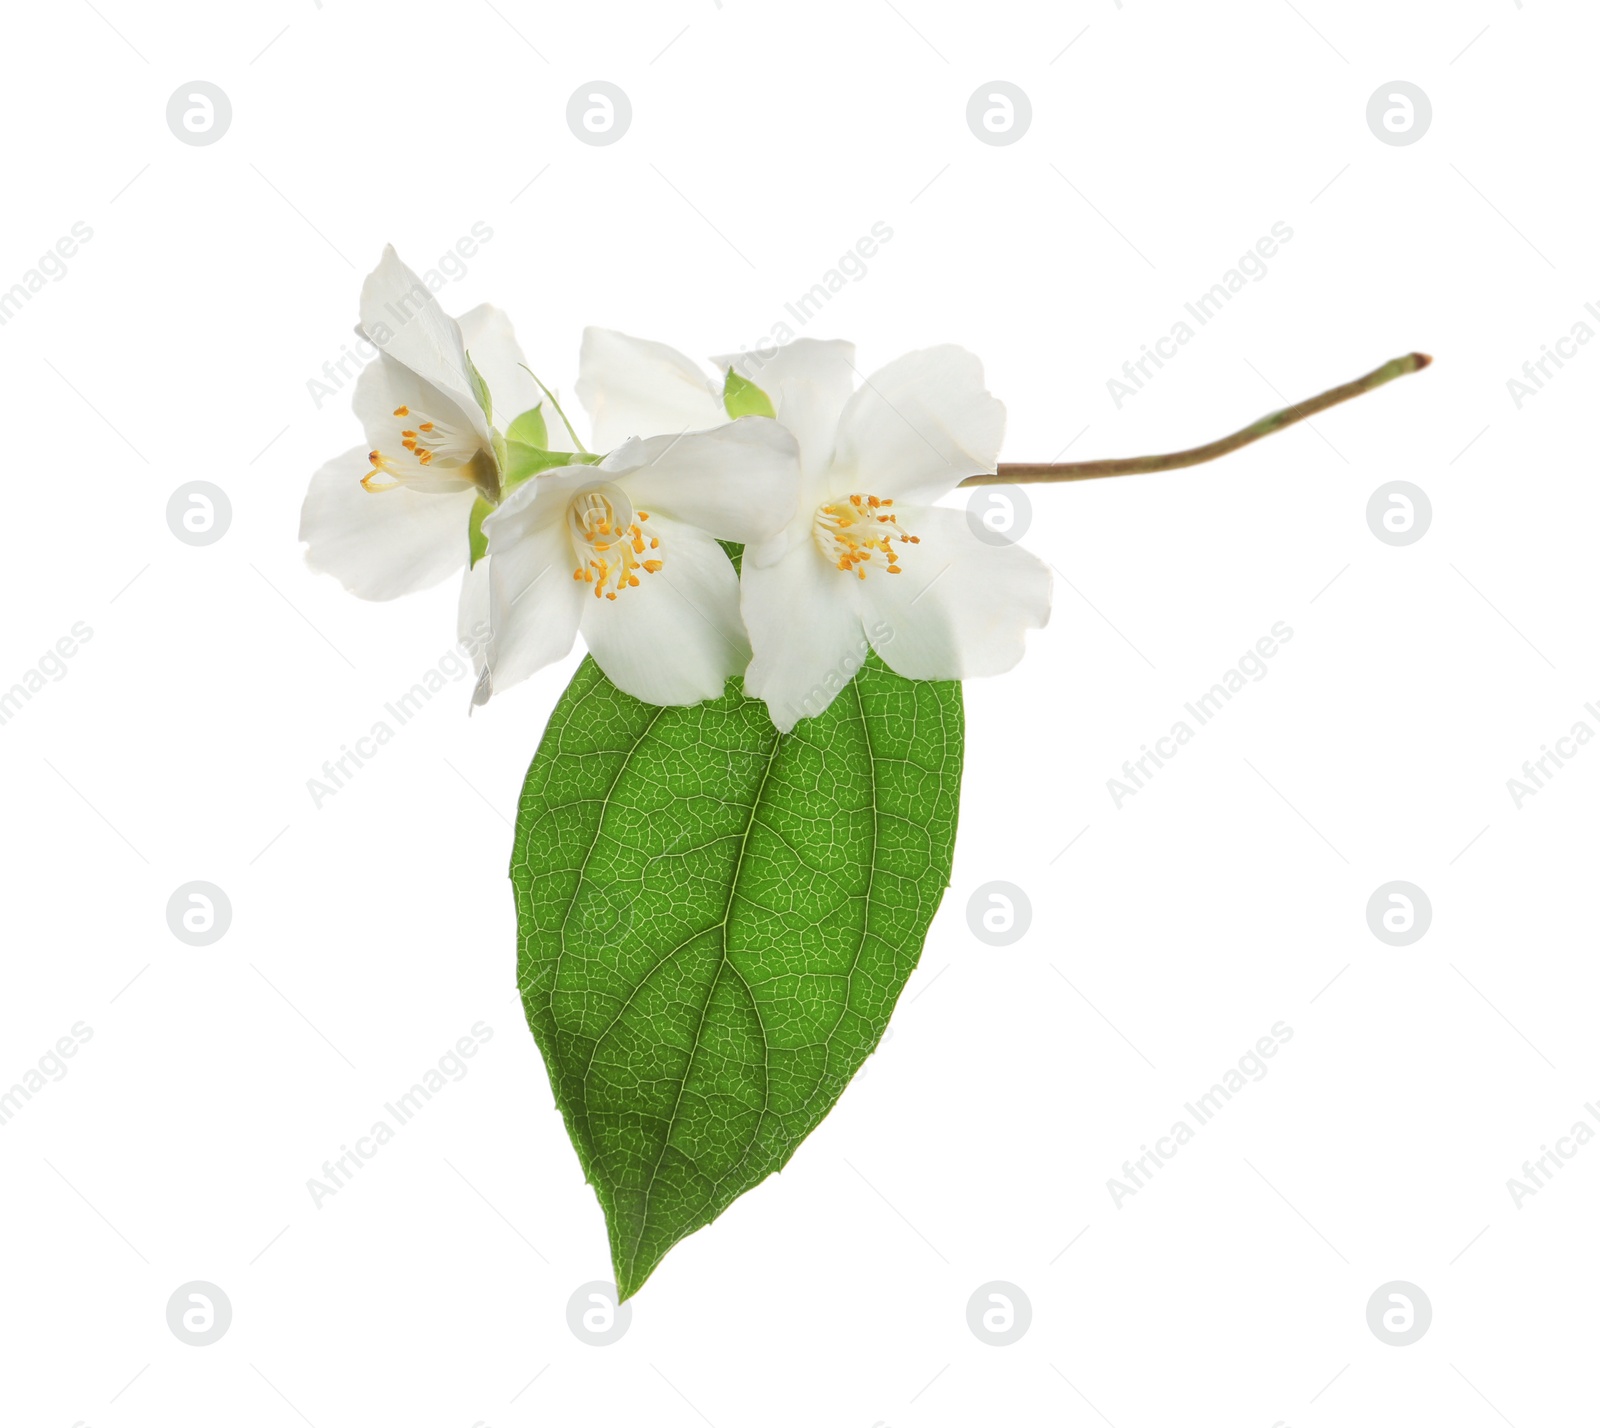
[965,352,1432,487]
[300,245,1444,1300]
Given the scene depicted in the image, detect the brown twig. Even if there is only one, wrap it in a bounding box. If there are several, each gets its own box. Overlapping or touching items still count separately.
[962,352,1432,486]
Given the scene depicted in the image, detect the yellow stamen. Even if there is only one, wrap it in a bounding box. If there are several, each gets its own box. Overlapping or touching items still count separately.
[565,487,665,602]
[813,493,918,580]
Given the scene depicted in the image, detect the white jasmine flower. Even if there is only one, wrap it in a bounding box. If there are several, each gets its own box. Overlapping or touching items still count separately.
[480,419,799,707]
[572,329,1051,729]
[299,246,573,602]
[731,340,1051,731]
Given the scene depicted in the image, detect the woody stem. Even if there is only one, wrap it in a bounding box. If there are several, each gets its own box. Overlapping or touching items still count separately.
[962,352,1432,486]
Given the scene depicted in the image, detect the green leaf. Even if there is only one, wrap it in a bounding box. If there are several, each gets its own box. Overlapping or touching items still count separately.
[722,368,776,420]
[512,654,963,1298]
[505,404,549,449]
[467,495,494,569]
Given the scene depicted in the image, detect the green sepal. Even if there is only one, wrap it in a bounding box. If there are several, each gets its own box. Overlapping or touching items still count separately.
[506,404,549,450]
[722,368,776,419]
[464,349,494,426]
[501,442,604,497]
[467,495,494,569]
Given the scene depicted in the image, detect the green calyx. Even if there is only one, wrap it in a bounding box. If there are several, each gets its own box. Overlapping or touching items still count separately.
[722,367,775,419]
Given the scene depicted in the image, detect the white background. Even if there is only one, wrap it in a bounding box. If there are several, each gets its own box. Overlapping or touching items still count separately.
[2,1,1594,1424]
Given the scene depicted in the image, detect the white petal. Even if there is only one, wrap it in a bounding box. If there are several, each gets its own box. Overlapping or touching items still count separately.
[482,490,585,697]
[454,557,494,708]
[833,345,1005,505]
[300,446,474,600]
[576,327,724,451]
[456,554,491,651]
[358,246,491,445]
[741,538,870,732]
[457,304,539,429]
[606,420,799,544]
[856,505,1050,680]
[713,338,856,486]
[454,305,583,451]
[578,516,746,706]
[354,356,489,494]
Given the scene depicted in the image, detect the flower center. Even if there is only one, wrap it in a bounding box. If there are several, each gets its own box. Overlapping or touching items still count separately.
[812,494,918,579]
[365,404,481,491]
[567,483,662,601]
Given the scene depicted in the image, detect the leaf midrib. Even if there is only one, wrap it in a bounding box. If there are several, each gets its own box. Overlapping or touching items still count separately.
[626,723,783,1280]
[743,681,887,1173]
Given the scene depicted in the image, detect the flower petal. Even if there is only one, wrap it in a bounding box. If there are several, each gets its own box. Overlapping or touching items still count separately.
[833,345,1005,505]
[576,327,724,451]
[855,505,1050,680]
[359,246,491,445]
[456,555,493,705]
[300,446,474,600]
[713,338,856,488]
[457,553,491,650]
[481,490,585,698]
[457,304,539,429]
[578,516,746,706]
[741,539,870,732]
[606,419,800,544]
[354,356,491,495]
